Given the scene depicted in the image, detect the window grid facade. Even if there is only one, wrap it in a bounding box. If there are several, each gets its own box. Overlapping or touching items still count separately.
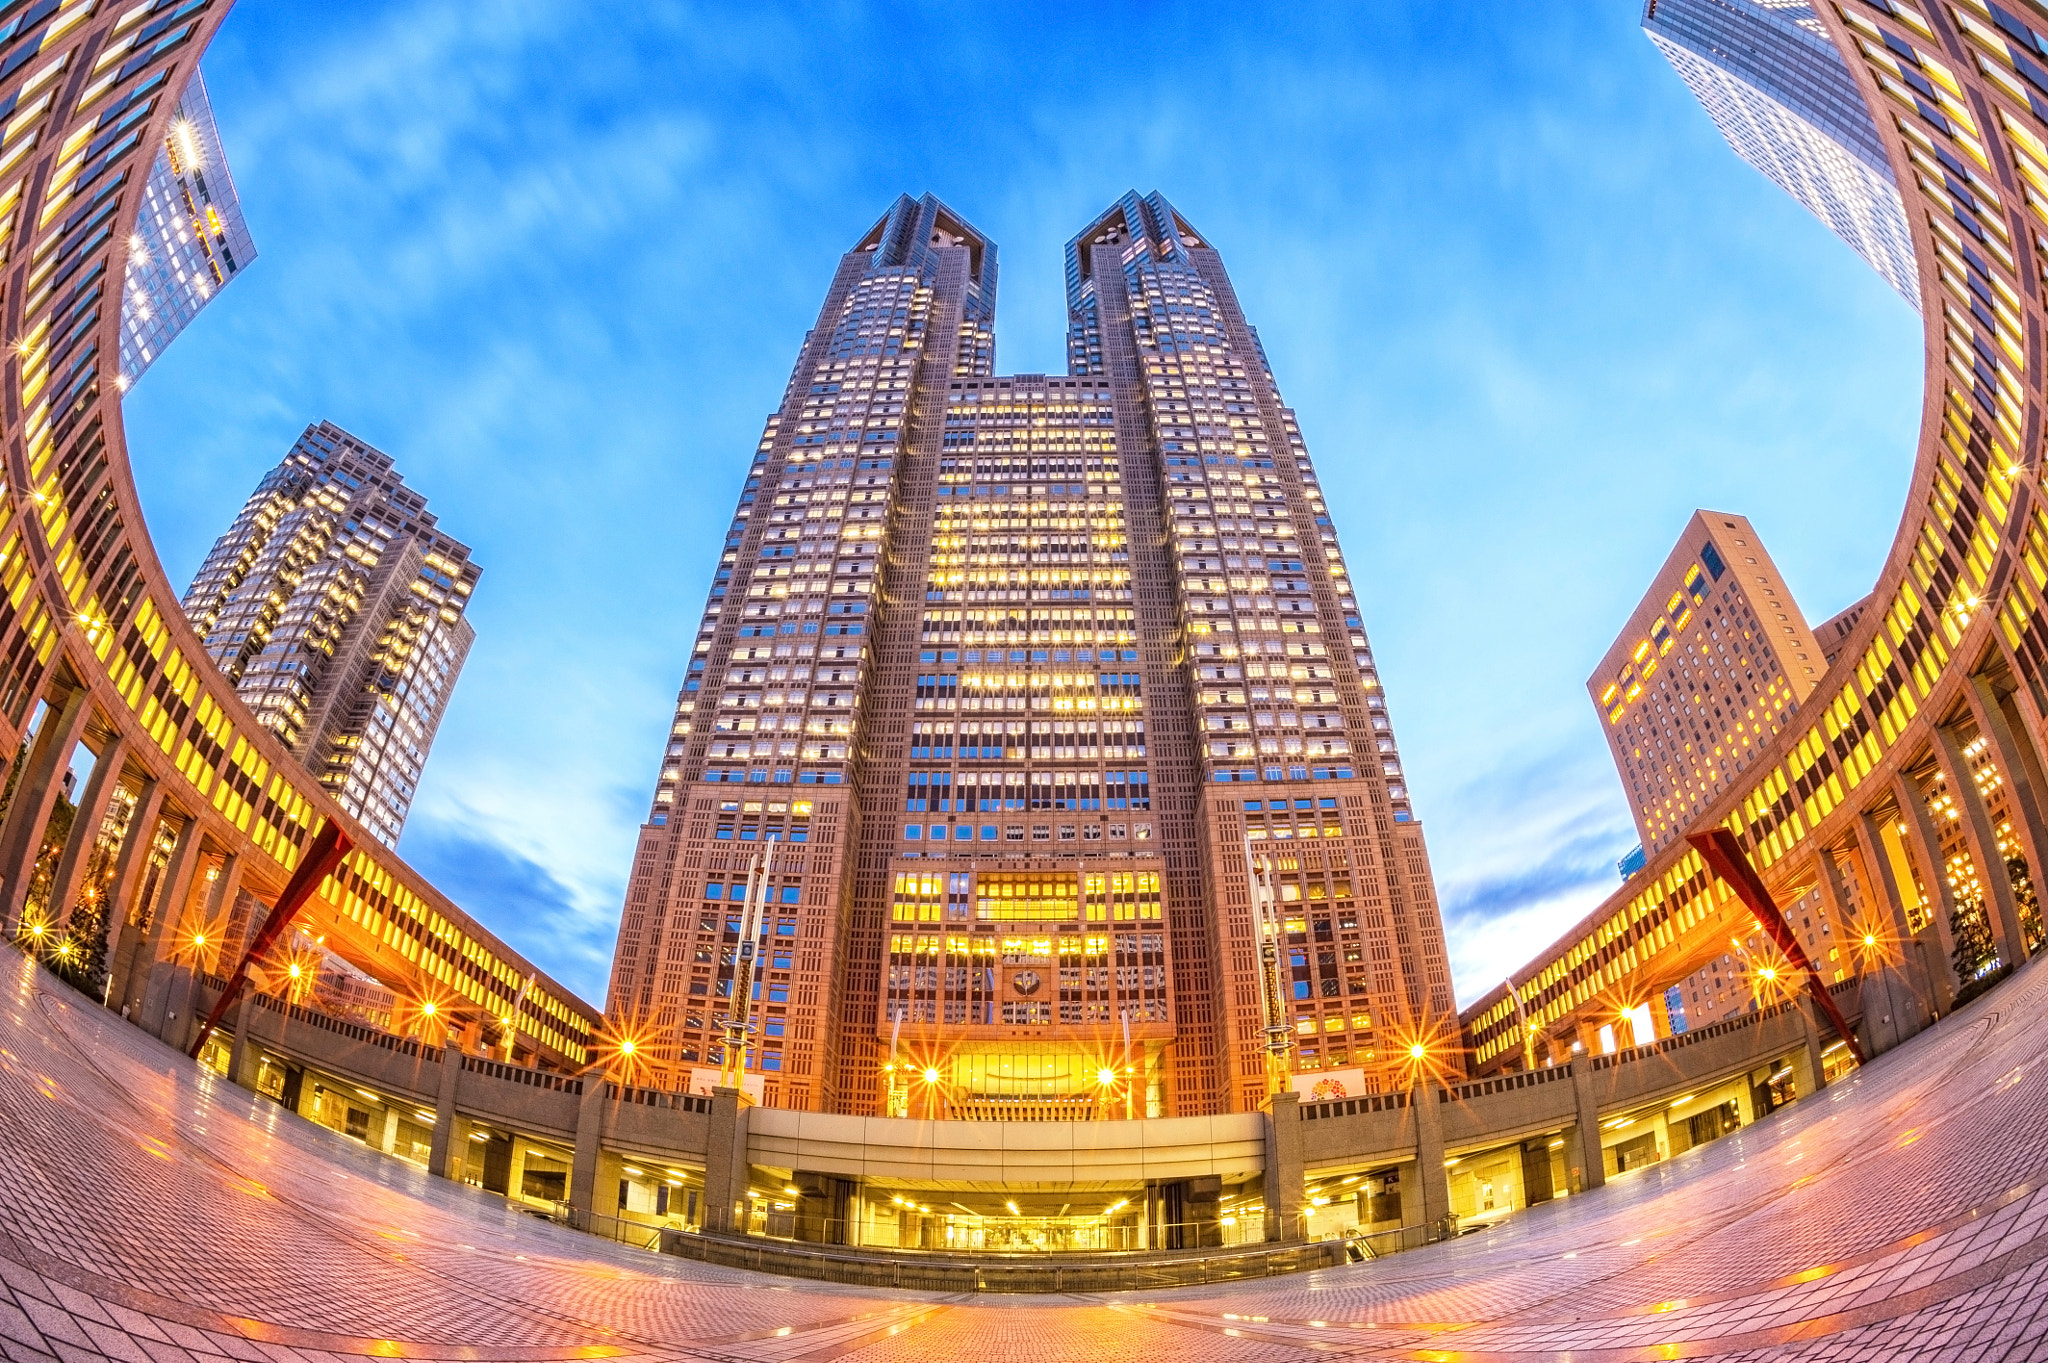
[1646,0,1922,307]
[1592,512,1824,854]
[181,421,478,848]
[118,69,255,384]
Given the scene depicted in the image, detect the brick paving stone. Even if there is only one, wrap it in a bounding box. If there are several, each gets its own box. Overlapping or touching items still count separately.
[7,950,2048,1360]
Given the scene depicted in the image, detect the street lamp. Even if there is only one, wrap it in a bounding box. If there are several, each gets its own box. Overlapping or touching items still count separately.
[1244,840,1294,1097]
[721,835,779,1093]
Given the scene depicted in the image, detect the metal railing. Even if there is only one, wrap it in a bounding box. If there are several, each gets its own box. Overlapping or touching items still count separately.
[541,1205,1453,1290]
[551,1206,669,1251]
[1337,1222,1441,1259]
[606,1082,712,1113]
[648,1227,1357,1291]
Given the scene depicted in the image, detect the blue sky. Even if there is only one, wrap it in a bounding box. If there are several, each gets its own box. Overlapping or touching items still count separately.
[125,2,1923,1007]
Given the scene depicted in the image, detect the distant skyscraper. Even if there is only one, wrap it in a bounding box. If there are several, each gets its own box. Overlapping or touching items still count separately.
[1590,511,1822,855]
[606,193,1455,1118]
[119,70,256,384]
[1644,0,1921,307]
[182,422,479,848]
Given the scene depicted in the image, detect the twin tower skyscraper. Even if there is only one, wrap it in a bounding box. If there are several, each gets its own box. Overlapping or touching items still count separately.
[606,194,1455,1119]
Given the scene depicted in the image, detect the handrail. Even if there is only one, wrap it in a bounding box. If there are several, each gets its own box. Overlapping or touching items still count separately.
[542,1206,1451,1291]
[606,1082,712,1113]
[652,1227,1353,1291]
[1448,1064,1574,1102]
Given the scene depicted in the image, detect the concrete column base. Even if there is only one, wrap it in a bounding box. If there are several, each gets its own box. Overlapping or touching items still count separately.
[1412,1084,1452,1236]
[226,992,257,1086]
[1261,1091,1304,1243]
[1793,1000,1827,1098]
[1858,961,1927,1058]
[428,1041,463,1179]
[1568,1060,1605,1193]
[569,1074,608,1216]
[702,1086,753,1234]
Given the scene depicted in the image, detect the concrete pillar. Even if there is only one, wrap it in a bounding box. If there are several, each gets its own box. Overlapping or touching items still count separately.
[1933,724,2028,971]
[150,965,198,1051]
[226,990,258,1085]
[142,843,235,1046]
[1852,811,1919,942]
[1814,838,1906,1055]
[428,1040,463,1179]
[200,853,243,974]
[45,734,126,931]
[0,687,90,934]
[1792,997,1827,1098]
[1893,775,1961,1015]
[1813,844,1855,944]
[1568,1058,1606,1194]
[1967,674,2048,957]
[1858,952,1913,1056]
[378,1107,400,1154]
[98,780,163,1004]
[1410,1084,1452,1236]
[569,1072,608,1218]
[1852,809,1943,1025]
[700,1080,749,1227]
[1261,1089,1304,1243]
[702,1086,752,1234]
[125,820,203,1026]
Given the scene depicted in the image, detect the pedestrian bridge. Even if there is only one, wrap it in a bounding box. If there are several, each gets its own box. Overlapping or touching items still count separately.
[146,950,1856,1263]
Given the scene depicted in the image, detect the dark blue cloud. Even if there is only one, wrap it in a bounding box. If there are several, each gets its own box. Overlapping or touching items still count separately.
[1444,832,1630,930]
[397,818,619,1005]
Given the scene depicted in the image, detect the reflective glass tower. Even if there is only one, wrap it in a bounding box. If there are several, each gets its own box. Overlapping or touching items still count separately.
[118,70,257,384]
[608,194,1455,1118]
[181,422,479,848]
[1644,0,1920,307]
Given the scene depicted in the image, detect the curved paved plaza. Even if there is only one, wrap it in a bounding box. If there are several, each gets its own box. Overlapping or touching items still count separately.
[0,952,2041,1360]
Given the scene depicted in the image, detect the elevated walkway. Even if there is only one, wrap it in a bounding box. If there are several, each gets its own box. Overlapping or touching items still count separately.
[148,961,1858,1277]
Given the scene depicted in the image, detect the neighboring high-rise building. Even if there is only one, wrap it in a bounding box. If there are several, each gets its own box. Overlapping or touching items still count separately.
[182,422,479,848]
[1590,511,1823,855]
[1644,0,1921,308]
[607,193,1455,1119]
[119,70,257,384]
[1597,515,1862,1030]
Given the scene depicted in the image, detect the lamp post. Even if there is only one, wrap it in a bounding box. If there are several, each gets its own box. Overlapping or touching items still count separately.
[719,835,777,1092]
[504,971,533,1062]
[1504,975,1538,1070]
[1244,838,1293,1096]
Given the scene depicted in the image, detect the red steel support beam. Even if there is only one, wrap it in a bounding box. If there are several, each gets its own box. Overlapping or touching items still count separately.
[1688,828,1865,1066]
[188,821,353,1060]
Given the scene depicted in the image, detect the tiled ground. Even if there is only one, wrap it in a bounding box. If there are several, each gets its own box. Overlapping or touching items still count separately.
[2,950,2045,1361]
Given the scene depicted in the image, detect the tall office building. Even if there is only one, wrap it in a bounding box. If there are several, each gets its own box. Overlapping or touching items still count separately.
[1591,511,1822,855]
[119,70,256,384]
[608,193,1454,1119]
[1596,513,1859,1032]
[1644,0,1921,308]
[182,422,479,848]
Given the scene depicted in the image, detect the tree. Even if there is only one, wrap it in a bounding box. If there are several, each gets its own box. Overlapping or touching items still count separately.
[1950,893,1998,992]
[46,892,108,1001]
[2010,855,2045,957]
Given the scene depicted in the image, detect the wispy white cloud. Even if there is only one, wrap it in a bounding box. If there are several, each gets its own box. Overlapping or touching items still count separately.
[124,3,1922,1010]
